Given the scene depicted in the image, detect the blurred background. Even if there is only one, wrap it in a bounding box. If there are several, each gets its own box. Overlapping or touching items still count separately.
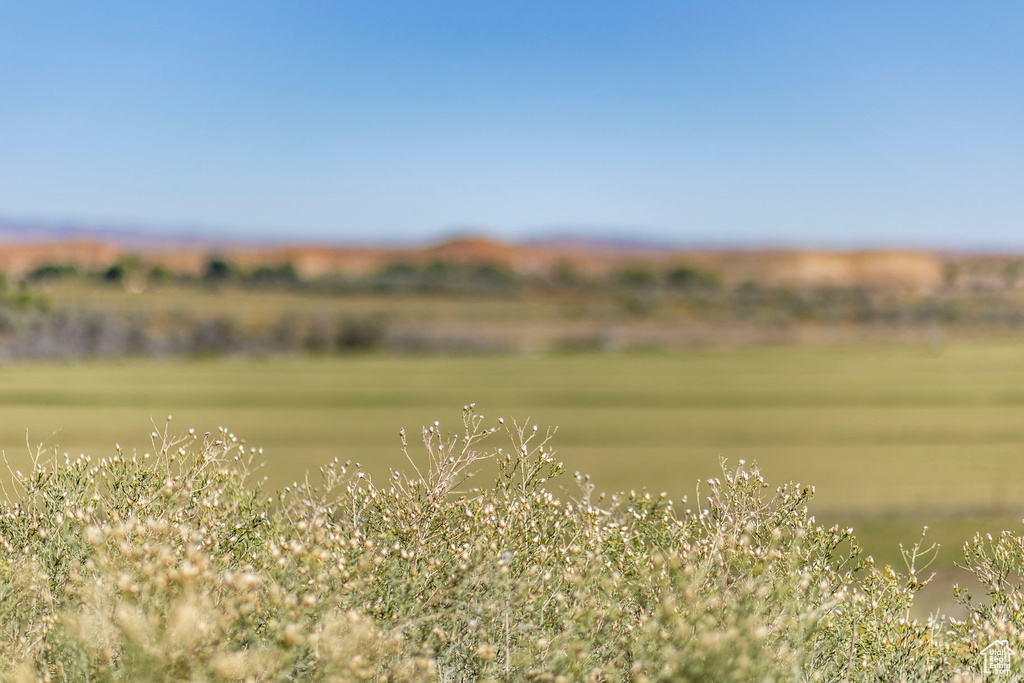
[2,1,1024,611]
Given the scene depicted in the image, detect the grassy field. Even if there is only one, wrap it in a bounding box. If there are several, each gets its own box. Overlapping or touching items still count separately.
[2,342,1024,573]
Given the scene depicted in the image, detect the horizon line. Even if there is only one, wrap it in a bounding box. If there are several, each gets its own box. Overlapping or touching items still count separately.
[1,214,1023,255]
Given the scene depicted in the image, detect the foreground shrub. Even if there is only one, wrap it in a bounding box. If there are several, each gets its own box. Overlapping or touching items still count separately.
[0,409,1017,680]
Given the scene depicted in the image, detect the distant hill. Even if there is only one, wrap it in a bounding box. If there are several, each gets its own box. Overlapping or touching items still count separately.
[7,218,1024,292]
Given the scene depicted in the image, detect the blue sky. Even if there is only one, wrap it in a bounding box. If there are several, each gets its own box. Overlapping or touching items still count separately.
[1,1,1022,247]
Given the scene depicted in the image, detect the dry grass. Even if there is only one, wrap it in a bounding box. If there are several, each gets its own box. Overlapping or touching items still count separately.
[1,407,1021,681]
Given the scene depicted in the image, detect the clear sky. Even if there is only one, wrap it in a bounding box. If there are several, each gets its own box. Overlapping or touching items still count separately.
[1,1,1022,247]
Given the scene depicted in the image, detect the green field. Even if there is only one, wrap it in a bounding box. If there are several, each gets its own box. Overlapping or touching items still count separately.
[2,342,1024,572]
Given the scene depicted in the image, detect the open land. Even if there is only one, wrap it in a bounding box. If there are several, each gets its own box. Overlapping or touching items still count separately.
[2,237,1024,667]
[3,236,1024,620]
[3,342,1024,575]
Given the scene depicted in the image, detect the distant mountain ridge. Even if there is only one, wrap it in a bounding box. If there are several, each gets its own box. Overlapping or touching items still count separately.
[0,219,682,251]
[1,217,1017,253]
[0,219,221,249]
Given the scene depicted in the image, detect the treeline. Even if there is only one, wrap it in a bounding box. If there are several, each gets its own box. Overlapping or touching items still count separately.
[23,255,723,295]
[21,251,1024,297]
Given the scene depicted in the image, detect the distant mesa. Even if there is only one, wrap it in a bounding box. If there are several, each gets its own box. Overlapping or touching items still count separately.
[729,250,946,291]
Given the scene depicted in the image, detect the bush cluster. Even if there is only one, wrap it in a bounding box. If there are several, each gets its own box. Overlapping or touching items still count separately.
[0,409,1020,681]
[20,256,1024,351]
[0,310,390,360]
